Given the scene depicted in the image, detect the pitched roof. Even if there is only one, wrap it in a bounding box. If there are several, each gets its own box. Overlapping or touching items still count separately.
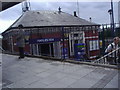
[11,10,99,27]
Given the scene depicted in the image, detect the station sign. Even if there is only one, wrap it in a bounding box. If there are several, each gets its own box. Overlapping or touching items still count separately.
[29,38,61,44]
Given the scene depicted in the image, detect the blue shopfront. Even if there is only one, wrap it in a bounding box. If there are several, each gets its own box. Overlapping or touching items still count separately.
[28,38,62,58]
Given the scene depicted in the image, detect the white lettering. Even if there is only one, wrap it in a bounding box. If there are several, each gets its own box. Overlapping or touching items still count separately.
[37,38,55,43]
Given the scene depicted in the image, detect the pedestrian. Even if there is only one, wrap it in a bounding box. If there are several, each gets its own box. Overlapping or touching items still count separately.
[105,37,120,65]
[118,49,120,64]
[16,24,25,59]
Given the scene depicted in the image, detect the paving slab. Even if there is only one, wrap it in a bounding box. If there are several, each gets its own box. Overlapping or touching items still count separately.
[2,54,119,89]
[46,76,77,88]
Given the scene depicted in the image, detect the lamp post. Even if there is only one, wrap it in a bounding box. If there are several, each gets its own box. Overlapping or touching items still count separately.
[108,9,113,37]
[108,0,115,37]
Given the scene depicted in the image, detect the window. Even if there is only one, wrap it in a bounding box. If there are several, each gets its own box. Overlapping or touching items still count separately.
[74,34,78,37]
[79,33,83,38]
[74,40,78,44]
[89,40,99,51]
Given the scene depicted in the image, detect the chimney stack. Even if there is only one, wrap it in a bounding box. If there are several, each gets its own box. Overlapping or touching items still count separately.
[22,1,31,13]
[89,17,92,22]
[74,11,77,17]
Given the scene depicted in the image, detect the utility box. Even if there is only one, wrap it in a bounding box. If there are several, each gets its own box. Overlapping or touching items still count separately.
[74,43,85,61]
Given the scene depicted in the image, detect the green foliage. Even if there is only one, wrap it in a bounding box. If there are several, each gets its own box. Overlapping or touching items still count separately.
[115,27,120,37]
[99,27,120,38]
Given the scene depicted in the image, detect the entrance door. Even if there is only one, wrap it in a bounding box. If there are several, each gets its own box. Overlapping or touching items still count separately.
[40,44,50,56]
[38,43,54,57]
[38,44,41,55]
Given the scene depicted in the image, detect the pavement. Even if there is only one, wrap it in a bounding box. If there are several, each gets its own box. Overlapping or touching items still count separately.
[2,54,120,89]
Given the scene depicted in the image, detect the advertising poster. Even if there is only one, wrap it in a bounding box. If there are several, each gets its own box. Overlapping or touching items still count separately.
[74,43,85,61]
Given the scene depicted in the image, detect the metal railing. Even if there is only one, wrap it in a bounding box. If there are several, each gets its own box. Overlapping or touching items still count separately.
[92,47,120,65]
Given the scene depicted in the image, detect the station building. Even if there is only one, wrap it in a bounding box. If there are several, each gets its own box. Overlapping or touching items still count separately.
[2,10,100,60]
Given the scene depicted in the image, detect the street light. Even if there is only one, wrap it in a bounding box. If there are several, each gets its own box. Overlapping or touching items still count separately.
[108,9,112,34]
[108,9,112,23]
[108,0,115,37]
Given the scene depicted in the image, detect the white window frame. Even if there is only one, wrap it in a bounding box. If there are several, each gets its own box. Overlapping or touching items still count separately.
[89,40,99,51]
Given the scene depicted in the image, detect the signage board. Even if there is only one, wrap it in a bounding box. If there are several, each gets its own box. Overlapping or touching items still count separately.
[29,38,61,44]
[74,43,85,61]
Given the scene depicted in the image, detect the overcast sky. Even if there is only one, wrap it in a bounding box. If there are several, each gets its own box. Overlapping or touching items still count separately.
[0,0,119,35]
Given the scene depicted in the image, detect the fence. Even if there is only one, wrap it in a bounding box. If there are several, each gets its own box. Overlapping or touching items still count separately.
[92,47,120,65]
[99,23,120,55]
[95,23,120,65]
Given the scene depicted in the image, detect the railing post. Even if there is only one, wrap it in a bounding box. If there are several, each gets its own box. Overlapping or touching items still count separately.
[118,49,120,64]
[102,25,105,55]
[114,50,117,64]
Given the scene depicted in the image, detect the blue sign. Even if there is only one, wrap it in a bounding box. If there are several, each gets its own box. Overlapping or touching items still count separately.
[62,48,68,59]
[74,43,85,61]
[29,38,61,44]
